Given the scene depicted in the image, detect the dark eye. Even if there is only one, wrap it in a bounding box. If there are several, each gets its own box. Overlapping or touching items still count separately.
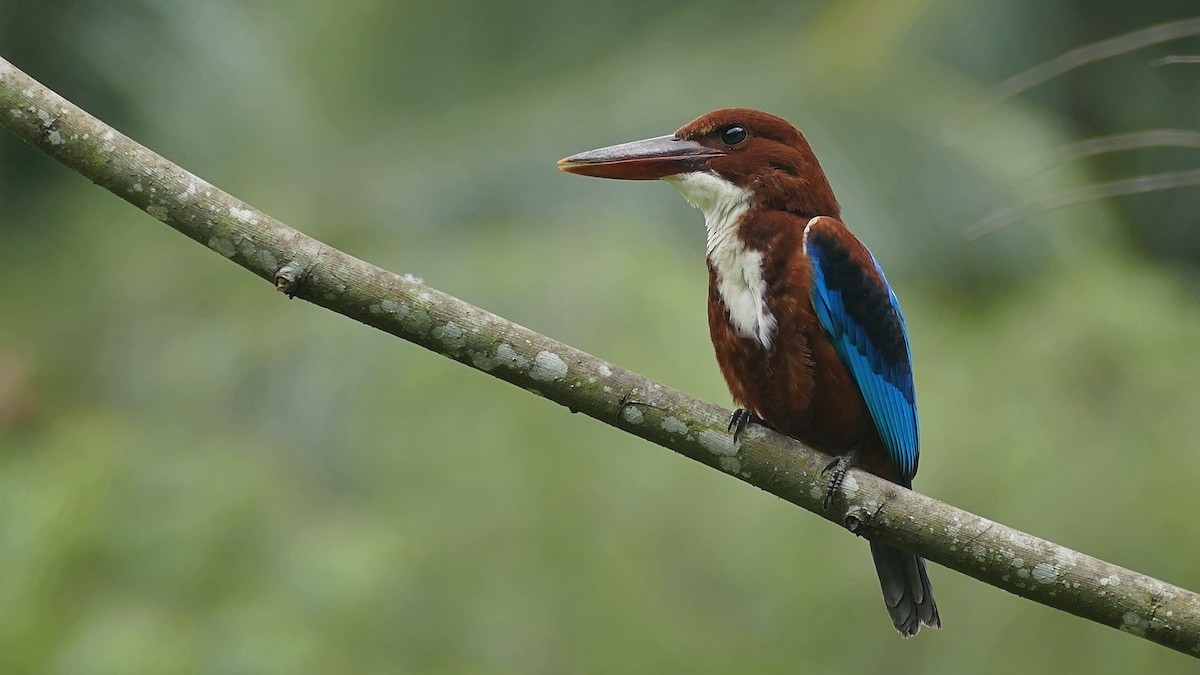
[720,125,747,146]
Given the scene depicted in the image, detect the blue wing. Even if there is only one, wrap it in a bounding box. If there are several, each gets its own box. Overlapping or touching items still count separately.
[804,222,919,481]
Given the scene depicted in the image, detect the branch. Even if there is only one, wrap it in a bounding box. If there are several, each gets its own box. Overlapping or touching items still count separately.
[962,130,1200,238]
[1018,129,1200,174]
[1151,55,1200,66]
[947,17,1200,133]
[965,168,1200,239]
[3,56,1199,657]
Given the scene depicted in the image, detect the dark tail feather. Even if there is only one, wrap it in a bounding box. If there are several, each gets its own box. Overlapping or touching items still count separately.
[870,541,941,637]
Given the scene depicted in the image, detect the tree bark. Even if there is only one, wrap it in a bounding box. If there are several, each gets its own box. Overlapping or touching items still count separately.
[2,55,1198,657]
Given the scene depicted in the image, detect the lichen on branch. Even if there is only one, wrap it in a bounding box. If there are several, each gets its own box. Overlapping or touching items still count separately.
[2,55,1198,658]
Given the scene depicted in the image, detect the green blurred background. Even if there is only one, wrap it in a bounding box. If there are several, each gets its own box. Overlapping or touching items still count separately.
[2,0,1199,672]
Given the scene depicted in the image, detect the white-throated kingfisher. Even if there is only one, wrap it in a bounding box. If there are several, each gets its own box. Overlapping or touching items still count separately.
[557,108,940,637]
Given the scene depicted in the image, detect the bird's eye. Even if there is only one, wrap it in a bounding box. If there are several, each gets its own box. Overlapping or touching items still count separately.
[720,125,747,146]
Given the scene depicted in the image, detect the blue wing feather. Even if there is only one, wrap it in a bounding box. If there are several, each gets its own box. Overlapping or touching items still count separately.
[805,226,919,481]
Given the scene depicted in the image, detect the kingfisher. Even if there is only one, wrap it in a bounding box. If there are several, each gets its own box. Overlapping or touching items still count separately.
[557,108,940,637]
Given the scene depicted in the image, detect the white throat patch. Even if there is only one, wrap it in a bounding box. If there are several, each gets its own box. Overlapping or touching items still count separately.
[663,172,777,350]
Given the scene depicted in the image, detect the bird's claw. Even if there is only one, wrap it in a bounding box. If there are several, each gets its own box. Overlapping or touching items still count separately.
[821,446,861,510]
[728,408,759,443]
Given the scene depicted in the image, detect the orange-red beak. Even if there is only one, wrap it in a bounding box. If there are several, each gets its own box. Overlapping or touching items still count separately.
[557,135,724,180]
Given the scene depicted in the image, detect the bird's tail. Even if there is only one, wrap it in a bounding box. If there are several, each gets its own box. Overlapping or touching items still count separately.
[870,541,941,637]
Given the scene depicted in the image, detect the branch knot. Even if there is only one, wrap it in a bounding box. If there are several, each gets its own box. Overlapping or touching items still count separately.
[274,261,306,298]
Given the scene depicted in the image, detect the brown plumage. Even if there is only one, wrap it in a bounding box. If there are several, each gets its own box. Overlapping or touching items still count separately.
[704,214,900,482]
[559,108,940,636]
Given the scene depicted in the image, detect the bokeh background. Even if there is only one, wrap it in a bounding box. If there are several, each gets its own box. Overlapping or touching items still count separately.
[2,0,1199,672]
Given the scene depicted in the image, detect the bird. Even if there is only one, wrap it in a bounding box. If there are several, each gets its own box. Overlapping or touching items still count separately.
[557,108,940,637]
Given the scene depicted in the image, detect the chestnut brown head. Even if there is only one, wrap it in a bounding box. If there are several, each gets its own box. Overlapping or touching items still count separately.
[559,107,839,218]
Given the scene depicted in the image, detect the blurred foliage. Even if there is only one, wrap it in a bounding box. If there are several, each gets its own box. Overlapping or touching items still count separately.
[2,0,1200,672]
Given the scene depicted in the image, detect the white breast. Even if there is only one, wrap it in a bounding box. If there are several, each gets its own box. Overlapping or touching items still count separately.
[663,172,777,350]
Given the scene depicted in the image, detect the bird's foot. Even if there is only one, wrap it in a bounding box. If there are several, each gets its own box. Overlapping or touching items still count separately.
[727,408,760,443]
[820,445,862,510]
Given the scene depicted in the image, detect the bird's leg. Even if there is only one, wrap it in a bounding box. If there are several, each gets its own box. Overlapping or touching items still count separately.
[820,445,862,509]
[727,408,760,443]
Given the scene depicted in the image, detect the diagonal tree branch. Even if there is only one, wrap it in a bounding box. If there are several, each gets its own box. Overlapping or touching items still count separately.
[2,56,1199,657]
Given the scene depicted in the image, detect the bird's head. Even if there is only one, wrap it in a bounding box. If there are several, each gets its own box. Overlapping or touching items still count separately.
[558,107,839,219]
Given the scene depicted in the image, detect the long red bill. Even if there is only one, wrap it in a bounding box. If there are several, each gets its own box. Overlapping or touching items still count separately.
[557,135,723,180]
